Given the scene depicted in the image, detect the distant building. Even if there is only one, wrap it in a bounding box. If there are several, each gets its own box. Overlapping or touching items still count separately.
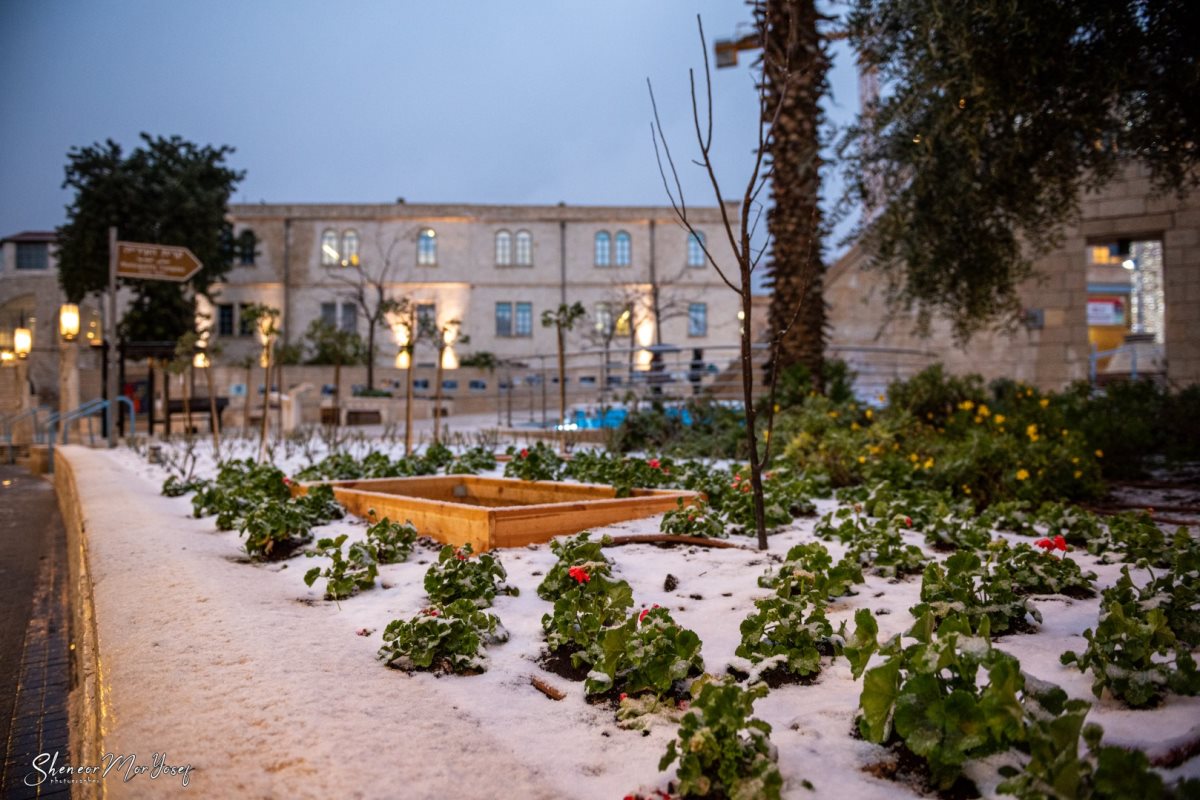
[0,231,75,407]
[826,163,1200,395]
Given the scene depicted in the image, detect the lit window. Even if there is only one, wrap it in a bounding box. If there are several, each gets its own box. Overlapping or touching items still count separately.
[341,230,359,266]
[687,231,706,267]
[15,243,48,270]
[594,303,613,336]
[594,231,611,266]
[515,302,533,337]
[688,303,707,337]
[495,230,512,266]
[615,231,631,266]
[515,230,532,266]
[321,229,339,266]
[417,228,437,265]
[495,303,512,337]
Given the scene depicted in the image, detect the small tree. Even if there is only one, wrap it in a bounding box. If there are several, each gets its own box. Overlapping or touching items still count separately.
[302,319,367,431]
[327,235,405,391]
[432,320,467,445]
[166,332,199,441]
[541,302,586,451]
[393,300,436,456]
[239,303,279,461]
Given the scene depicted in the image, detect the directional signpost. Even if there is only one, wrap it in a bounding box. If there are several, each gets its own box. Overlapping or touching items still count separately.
[105,228,204,447]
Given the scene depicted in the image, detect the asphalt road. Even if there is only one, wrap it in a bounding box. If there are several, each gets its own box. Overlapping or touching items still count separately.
[0,465,71,798]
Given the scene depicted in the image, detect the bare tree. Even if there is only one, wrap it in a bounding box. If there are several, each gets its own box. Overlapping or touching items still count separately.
[432,320,466,445]
[327,230,407,391]
[648,13,808,551]
[541,302,586,453]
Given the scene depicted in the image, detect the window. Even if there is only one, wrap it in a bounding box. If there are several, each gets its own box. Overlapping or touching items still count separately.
[515,230,532,266]
[340,302,357,333]
[594,231,611,266]
[687,231,706,267]
[15,243,48,271]
[495,230,512,266]
[442,379,458,391]
[417,228,437,265]
[416,302,436,332]
[319,302,336,328]
[495,302,513,337]
[218,304,235,336]
[340,230,359,266]
[321,229,339,266]
[413,378,430,391]
[615,231,631,266]
[688,303,708,337]
[237,230,256,265]
[594,302,632,337]
[515,302,532,337]
[469,379,487,392]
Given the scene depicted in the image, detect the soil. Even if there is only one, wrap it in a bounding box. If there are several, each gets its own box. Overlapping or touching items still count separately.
[726,663,820,689]
[538,647,591,683]
[853,721,981,800]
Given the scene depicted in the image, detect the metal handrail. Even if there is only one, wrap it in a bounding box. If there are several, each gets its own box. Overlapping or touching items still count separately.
[2,405,50,445]
[1089,343,1140,383]
[43,397,137,472]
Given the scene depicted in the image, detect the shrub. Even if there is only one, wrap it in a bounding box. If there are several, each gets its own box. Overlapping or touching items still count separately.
[377,599,507,674]
[364,514,418,564]
[659,498,726,539]
[911,550,1042,634]
[304,534,378,600]
[503,442,564,481]
[735,593,838,680]
[757,541,863,601]
[536,532,614,601]
[423,544,517,608]
[542,572,634,666]
[585,606,704,697]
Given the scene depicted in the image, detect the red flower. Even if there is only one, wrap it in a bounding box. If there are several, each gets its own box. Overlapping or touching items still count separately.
[904,516,913,528]
[519,448,529,459]
[619,693,628,702]
[568,566,590,584]
[455,549,468,561]
[422,607,439,617]
[282,476,293,486]
[638,604,661,624]
[677,699,689,710]
[1035,538,1053,550]
[647,458,661,470]
[1053,535,1068,551]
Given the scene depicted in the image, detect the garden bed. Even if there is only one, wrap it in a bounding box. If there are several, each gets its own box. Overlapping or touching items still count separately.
[293,475,699,552]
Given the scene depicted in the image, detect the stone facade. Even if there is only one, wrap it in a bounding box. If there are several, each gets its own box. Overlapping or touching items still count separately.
[826,163,1200,392]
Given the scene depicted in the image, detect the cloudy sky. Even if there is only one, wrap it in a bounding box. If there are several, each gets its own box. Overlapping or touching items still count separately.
[0,1,860,253]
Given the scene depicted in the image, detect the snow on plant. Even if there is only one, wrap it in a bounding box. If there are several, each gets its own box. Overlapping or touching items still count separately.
[303,534,378,600]
[566,450,677,497]
[1103,512,1194,568]
[721,466,815,534]
[757,541,863,602]
[853,610,1026,790]
[584,606,703,697]
[503,441,565,482]
[423,543,518,608]
[542,571,634,667]
[364,513,418,564]
[658,679,783,800]
[659,498,726,539]
[911,549,1042,634]
[734,591,838,681]
[816,508,926,578]
[1061,564,1200,708]
[920,512,994,551]
[989,539,1097,598]
[446,445,497,474]
[536,532,615,600]
[190,458,292,530]
[1036,502,1109,553]
[377,599,508,674]
[236,484,344,559]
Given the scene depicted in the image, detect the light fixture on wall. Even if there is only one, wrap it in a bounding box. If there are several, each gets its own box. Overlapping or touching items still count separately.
[59,304,80,342]
[14,327,32,359]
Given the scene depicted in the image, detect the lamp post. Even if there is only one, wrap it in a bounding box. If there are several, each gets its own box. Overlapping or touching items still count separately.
[58,304,81,440]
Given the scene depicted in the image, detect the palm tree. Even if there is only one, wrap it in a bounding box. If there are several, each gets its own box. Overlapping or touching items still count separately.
[758,0,829,390]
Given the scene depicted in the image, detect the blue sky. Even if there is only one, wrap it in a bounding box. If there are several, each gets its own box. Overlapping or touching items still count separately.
[0,1,860,255]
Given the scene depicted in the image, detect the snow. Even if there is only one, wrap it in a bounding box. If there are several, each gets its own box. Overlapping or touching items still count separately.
[63,434,1200,798]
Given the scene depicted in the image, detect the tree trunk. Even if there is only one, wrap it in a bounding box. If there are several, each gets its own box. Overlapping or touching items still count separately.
[434,347,444,445]
[760,0,829,390]
[740,274,769,551]
[557,327,567,454]
[243,363,252,430]
[332,358,342,432]
[404,349,415,456]
[182,368,192,442]
[204,360,220,460]
[366,321,376,391]
[258,350,271,462]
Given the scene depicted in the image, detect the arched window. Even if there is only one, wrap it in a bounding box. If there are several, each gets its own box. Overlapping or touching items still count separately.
[321,229,339,266]
[515,230,532,266]
[237,229,256,265]
[687,231,706,267]
[417,228,437,265]
[495,230,512,266]
[615,231,631,266]
[594,231,611,267]
[340,230,359,266]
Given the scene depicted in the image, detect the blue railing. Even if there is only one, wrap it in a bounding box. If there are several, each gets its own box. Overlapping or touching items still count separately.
[1089,344,1141,383]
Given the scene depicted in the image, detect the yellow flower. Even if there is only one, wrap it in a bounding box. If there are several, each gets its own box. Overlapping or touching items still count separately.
[1071,457,1079,464]
[1040,398,1050,408]
[1074,470,1082,479]
[1016,469,1030,481]
[1061,429,1069,437]
[1095,449,1104,458]
[877,394,885,403]
[1026,388,1034,397]
[994,414,1006,425]
[959,400,975,411]
[1026,423,1039,442]
[909,453,919,462]
[828,411,840,419]
[973,416,982,424]
[851,422,861,431]
[978,405,990,417]
[858,456,867,464]
[773,404,780,413]
[865,409,873,419]
[962,485,972,495]
[923,458,935,469]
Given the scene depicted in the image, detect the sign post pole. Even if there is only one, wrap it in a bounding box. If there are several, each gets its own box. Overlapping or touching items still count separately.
[107,227,118,448]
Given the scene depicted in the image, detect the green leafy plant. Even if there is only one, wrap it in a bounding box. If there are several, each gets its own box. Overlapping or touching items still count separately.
[585,606,704,697]
[377,599,508,674]
[365,514,418,564]
[911,550,1041,634]
[536,532,615,601]
[1061,566,1200,708]
[542,571,634,667]
[757,541,863,601]
[448,445,497,474]
[303,534,378,600]
[855,611,1026,790]
[989,539,1097,598]
[503,442,565,481]
[660,498,726,539]
[423,544,518,608]
[735,592,838,681]
[659,679,783,800]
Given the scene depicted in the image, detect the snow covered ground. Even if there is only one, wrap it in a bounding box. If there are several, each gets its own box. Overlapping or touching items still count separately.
[64,432,1200,799]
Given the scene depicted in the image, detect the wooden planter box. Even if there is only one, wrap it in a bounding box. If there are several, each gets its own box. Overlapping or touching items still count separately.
[295,476,699,552]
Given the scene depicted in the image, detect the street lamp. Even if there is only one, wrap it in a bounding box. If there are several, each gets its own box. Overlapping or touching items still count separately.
[14,327,32,359]
[59,303,80,342]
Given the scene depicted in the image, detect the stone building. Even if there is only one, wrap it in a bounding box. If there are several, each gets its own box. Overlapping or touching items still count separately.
[826,163,1200,396]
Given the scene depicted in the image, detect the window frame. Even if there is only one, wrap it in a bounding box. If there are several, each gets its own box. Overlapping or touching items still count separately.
[514,302,533,337]
[594,231,611,267]
[14,242,49,271]
[495,230,512,266]
[688,302,708,337]
[417,228,438,266]
[340,230,359,267]
[321,229,339,266]
[614,230,631,267]
[495,302,513,338]
[687,231,706,268]
[514,230,533,266]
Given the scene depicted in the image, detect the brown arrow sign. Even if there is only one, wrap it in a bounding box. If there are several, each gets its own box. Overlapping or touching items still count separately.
[116,241,202,282]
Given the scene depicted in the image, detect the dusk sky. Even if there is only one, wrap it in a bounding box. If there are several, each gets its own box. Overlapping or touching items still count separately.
[0,1,860,253]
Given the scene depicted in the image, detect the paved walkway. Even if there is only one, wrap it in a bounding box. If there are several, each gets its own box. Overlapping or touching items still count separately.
[0,466,71,799]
